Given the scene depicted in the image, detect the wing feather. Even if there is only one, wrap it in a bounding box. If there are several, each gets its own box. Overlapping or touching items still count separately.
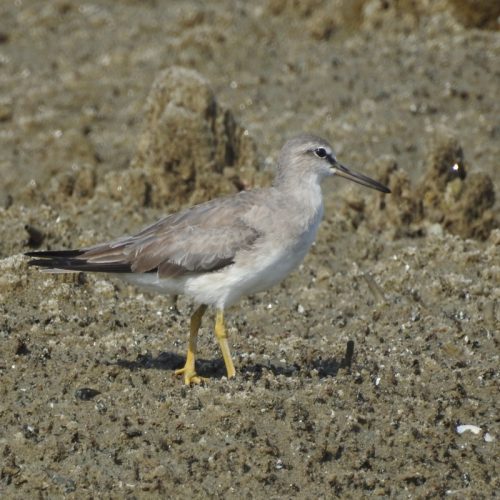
[39,190,265,277]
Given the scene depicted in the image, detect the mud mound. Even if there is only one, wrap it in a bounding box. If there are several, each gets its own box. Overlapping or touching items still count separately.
[345,128,498,240]
[266,0,500,36]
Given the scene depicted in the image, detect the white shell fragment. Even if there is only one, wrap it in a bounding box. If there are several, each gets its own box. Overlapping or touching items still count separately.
[456,424,482,435]
[484,433,494,443]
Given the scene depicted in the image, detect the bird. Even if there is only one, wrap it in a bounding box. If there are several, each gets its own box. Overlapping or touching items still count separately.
[26,134,390,385]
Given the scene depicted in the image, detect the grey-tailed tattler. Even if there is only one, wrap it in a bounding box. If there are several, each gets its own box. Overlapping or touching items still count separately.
[26,134,390,384]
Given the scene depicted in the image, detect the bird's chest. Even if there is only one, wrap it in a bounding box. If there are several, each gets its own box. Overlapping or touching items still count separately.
[284,204,323,267]
[248,205,323,292]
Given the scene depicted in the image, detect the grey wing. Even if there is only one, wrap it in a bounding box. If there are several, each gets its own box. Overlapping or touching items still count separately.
[80,191,263,277]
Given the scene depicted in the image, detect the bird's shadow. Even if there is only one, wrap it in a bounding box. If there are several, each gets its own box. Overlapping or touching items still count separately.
[110,340,354,380]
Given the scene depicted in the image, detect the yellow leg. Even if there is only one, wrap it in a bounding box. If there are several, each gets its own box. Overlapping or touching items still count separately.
[175,304,207,385]
[214,309,236,379]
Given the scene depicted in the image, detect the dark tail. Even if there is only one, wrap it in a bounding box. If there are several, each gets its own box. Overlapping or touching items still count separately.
[25,249,132,273]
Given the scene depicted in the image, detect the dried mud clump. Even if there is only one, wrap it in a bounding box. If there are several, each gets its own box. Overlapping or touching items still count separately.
[101,66,264,211]
[361,0,500,31]
[266,0,365,37]
[361,130,497,240]
[418,132,496,240]
[447,0,500,30]
[37,67,264,214]
[267,0,500,34]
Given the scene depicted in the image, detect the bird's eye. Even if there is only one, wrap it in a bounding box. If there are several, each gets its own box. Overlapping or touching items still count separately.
[314,148,327,158]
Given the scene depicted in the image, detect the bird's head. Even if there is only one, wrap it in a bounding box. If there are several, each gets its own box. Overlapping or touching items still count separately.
[276,134,390,193]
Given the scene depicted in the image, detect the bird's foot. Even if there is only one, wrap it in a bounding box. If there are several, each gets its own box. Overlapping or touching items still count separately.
[174,367,206,386]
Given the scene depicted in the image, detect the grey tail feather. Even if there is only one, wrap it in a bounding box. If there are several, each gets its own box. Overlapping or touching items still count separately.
[25,249,132,273]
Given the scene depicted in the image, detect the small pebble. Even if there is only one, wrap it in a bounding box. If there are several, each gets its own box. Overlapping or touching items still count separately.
[74,388,101,400]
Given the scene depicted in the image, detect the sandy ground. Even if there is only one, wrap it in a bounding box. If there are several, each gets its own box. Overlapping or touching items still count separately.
[0,1,499,498]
